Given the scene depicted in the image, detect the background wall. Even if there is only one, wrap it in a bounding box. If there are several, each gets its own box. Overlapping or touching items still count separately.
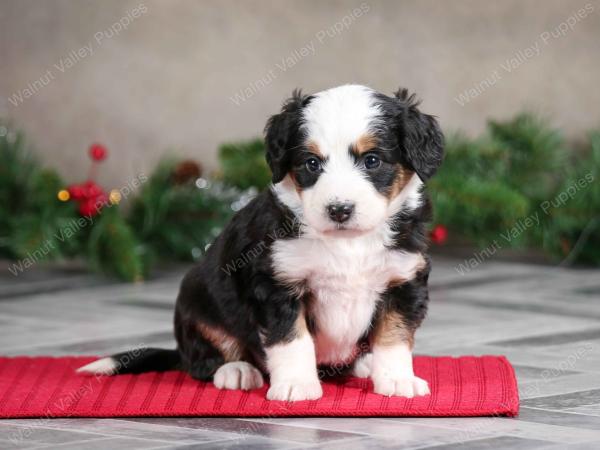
[1,0,599,189]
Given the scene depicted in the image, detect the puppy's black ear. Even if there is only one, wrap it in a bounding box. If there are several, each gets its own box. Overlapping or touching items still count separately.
[395,88,444,181]
[264,90,312,183]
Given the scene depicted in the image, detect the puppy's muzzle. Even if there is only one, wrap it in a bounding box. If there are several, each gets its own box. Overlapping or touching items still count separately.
[326,202,355,223]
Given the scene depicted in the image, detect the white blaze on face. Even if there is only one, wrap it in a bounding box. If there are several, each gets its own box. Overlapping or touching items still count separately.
[300,85,387,233]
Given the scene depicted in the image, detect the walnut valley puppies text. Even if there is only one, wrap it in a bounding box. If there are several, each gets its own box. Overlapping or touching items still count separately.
[7,3,148,108]
[455,3,594,106]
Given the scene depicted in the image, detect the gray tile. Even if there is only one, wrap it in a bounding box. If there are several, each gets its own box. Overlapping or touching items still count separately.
[519,373,600,401]
[557,441,600,449]
[6,419,240,445]
[429,272,539,293]
[432,344,600,375]
[422,435,553,450]
[377,417,600,444]
[54,331,174,353]
[564,404,600,416]
[513,365,580,382]
[0,438,36,450]
[32,436,185,449]
[442,296,600,320]
[523,390,600,410]
[127,417,364,444]
[0,422,109,448]
[0,267,114,301]
[518,407,600,430]
[575,285,600,296]
[113,299,173,310]
[22,331,174,354]
[490,329,600,348]
[253,417,499,448]
[168,436,301,449]
[295,435,454,450]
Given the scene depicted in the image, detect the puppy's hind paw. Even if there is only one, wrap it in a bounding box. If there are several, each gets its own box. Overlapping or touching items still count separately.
[351,353,372,378]
[213,361,264,390]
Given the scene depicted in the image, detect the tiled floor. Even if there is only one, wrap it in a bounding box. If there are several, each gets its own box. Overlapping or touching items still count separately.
[1,257,600,449]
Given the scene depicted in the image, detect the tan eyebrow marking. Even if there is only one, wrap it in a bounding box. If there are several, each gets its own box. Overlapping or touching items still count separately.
[306,141,324,158]
[353,134,378,155]
[289,171,303,196]
[388,166,414,201]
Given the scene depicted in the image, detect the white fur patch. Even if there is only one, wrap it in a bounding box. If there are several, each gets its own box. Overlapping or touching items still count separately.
[265,332,322,401]
[272,230,424,366]
[371,342,429,397]
[213,361,264,390]
[352,352,373,378]
[389,174,423,214]
[76,357,118,375]
[302,84,381,156]
[272,176,303,218]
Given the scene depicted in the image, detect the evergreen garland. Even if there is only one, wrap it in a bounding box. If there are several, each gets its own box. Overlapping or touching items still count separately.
[0,125,252,281]
[0,125,80,261]
[430,134,530,246]
[218,138,272,190]
[488,113,566,203]
[1,115,598,281]
[88,206,145,281]
[128,159,248,263]
[541,131,600,264]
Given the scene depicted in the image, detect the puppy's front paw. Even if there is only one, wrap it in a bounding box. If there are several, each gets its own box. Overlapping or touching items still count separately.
[372,375,430,398]
[267,379,323,401]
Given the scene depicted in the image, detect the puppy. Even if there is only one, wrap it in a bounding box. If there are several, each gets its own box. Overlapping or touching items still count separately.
[78,84,444,401]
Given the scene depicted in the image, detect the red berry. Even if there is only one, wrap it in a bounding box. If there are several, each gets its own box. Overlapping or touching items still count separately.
[430,225,448,244]
[89,143,107,161]
[84,180,104,197]
[67,184,85,200]
[78,199,98,217]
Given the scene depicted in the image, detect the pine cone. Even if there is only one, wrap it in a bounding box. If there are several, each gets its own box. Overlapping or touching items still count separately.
[172,160,203,185]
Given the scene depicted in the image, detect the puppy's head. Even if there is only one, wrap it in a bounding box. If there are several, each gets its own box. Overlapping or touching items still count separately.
[265,85,443,235]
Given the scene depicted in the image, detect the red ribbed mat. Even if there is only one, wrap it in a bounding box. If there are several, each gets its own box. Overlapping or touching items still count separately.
[0,355,519,418]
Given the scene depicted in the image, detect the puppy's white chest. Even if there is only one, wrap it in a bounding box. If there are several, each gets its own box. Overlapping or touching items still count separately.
[271,233,424,365]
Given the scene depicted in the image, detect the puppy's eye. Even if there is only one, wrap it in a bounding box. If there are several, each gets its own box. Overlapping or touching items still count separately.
[305,157,322,173]
[364,154,381,170]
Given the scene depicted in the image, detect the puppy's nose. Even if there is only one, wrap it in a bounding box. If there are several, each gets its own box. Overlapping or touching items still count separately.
[326,202,354,223]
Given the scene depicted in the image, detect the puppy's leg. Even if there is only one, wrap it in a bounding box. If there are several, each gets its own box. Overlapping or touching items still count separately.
[370,315,429,397]
[178,315,264,390]
[265,335,322,401]
[265,327,322,401]
[180,332,225,381]
[260,298,321,401]
[195,323,263,390]
[371,260,430,397]
[175,313,226,381]
[370,272,430,397]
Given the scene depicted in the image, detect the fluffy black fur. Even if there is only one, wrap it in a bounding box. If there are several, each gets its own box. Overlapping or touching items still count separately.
[96,87,443,381]
[374,88,444,182]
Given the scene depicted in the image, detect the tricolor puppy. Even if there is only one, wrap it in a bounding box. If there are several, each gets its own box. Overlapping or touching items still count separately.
[78,84,444,401]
